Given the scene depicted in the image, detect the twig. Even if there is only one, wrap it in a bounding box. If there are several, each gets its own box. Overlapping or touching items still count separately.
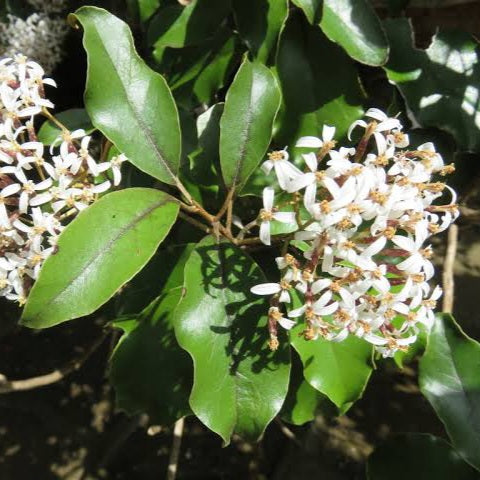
[442,224,458,313]
[0,331,108,393]
[226,197,233,233]
[214,188,235,222]
[178,211,210,234]
[166,417,185,480]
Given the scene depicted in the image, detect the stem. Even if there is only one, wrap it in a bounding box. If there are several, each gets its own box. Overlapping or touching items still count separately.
[179,200,237,243]
[35,164,46,181]
[235,219,258,240]
[237,234,288,246]
[166,418,185,480]
[442,224,458,313]
[178,211,210,234]
[214,188,235,222]
[41,107,69,132]
[100,139,113,163]
[226,199,233,233]
[354,122,377,162]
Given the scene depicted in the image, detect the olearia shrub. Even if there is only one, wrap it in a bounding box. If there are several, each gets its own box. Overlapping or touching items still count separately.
[2,3,480,476]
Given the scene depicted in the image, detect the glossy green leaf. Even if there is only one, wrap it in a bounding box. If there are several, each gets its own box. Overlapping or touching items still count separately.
[275,12,364,146]
[419,314,480,471]
[281,352,335,425]
[291,331,373,412]
[384,18,480,152]
[110,248,193,425]
[148,0,231,49]
[174,236,290,444]
[73,7,181,185]
[220,58,281,190]
[21,188,179,328]
[367,434,478,480]
[320,0,389,66]
[291,0,321,24]
[233,0,288,63]
[38,109,94,145]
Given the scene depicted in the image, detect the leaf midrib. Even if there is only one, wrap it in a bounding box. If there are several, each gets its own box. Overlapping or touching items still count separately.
[230,70,255,188]
[31,196,171,321]
[83,10,178,182]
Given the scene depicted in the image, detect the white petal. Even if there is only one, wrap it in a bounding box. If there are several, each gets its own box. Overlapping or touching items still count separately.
[304,183,317,211]
[288,305,307,318]
[314,301,338,316]
[261,159,274,174]
[312,278,331,294]
[364,333,389,345]
[314,290,332,308]
[273,211,296,224]
[365,108,388,121]
[302,152,318,172]
[362,236,386,258]
[373,131,387,154]
[331,328,349,342]
[263,187,274,211]
[278,317,296,330]
[287,172,315,193]
[259,221,271,246]
[376,118,401,132]
[250,283,281,295]
[392,235,415,253]
[348,120,367,140]
[296,136,322,148]
[323,125,335,142]
[2,183,21,197]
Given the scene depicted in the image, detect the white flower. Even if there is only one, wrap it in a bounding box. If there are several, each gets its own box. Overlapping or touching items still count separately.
[391,230,434,280]
[295,125,335,149]
[0,183,21,226]
[261,149,302,191]
[258,187,296,246]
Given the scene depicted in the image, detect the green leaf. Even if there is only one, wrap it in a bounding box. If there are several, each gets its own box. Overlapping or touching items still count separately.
[275,12,364,146]
[37,109,95,145]
[383,18,480,152]
[110,289,192,424]
[148,0,231,49]
[233,0,288,63]
[367,433,479,480]
[73,6,181,185]
[115,243,196,316]
[419,314,480,471]
[320,0,389,66]
[220,57,281,190]
[193,34,236,104]
[174,236,290,444]
[291,0,321,24]
[138,0,160,22]
[188,104,223,187]
[21,188,179,328]
[291,331,372,412]
[281,351,335,425]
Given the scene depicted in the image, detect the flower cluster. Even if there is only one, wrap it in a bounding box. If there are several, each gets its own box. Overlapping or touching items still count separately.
[0,1,69,74]
[0,55,126,305]
[251,109,458,357]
